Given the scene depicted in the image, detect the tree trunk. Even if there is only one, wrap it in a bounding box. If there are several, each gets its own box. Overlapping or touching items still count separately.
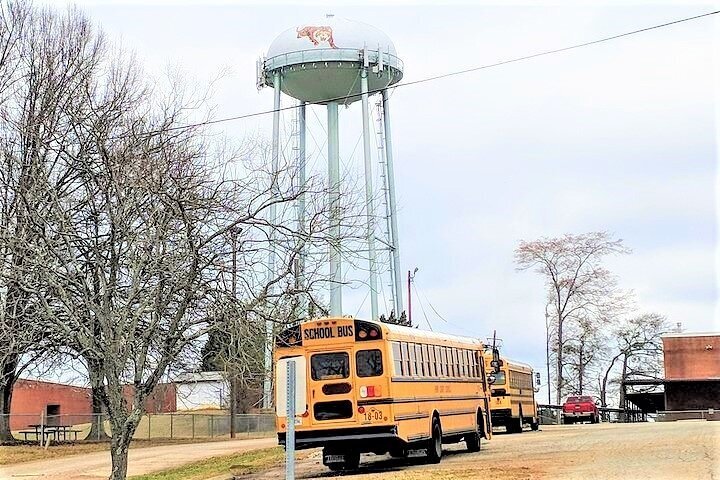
[109,433,130,480]
[0,357,18,442]
[578,340,584,395]
[85,366,110,441]
[556,316,564,404]
[619,354,628,422]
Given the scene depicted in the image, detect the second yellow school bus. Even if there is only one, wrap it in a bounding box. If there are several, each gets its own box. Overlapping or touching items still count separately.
[484,356,539,433]
[275,317,495,471]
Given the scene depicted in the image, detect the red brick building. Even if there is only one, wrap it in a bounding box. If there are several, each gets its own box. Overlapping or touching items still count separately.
[9,380,92,430]
[662,332,720,411]
[9,379,178,430]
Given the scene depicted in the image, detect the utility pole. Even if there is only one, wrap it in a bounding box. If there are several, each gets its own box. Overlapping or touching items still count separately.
[407,268,417,325]
[545,305,551,405]
[229,227,241,438]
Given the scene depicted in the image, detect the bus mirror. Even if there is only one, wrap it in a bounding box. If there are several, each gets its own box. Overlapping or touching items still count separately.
[491,348,502,373]
[535,372,541,386]
[487,374,496,385]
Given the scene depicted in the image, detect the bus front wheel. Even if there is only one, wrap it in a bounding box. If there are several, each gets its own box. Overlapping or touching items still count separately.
[426,417,443,464]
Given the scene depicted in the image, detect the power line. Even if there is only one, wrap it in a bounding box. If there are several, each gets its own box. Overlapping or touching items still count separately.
[161,9,718,134]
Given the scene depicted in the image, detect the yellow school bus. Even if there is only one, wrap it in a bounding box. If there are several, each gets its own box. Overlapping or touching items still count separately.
[275,316,495,471]
[484,356,539,433]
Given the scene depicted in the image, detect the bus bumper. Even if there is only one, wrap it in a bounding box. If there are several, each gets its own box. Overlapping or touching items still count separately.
[278,425,399,451]
[491,408,512,426]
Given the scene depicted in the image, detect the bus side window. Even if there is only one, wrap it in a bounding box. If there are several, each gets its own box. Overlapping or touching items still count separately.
[409,343,417,376]
[391,342,402,376]
[415,344,425,376]
[462,350,469,377]
[440,347,450,377]
[421,343,431,377]
[453,348,459,378]
[428,345,436,377]
[478,352,486,380]
[434,346,442,377]
[401,342,410,377]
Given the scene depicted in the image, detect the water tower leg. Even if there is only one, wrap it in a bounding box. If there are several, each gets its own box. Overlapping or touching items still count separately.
[361,65,379,321]
[327,101,342,316]
[263,71,281,410]
[381,89,403,315]
[297,102,307,318]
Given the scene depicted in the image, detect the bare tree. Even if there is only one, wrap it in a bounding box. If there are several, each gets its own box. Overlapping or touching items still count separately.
[515,232,630,403]
[598,313,668,409]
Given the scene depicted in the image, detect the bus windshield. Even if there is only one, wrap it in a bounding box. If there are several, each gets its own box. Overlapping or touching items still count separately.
[493,371,506,385]
[311,352,349,380]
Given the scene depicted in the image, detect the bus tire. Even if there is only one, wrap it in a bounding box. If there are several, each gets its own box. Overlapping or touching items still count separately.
[530,417,540,431]
[426,417,443,464]
[465,412,482,452]
[324,449,360,471]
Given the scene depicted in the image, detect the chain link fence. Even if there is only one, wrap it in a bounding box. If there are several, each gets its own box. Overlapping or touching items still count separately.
[1,412,275,442]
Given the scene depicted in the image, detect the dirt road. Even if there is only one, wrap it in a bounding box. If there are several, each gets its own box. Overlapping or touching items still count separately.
[0,437,276,479]
[249,421,720,480]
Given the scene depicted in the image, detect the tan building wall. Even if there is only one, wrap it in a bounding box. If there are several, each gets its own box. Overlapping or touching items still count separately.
[662,333,720,380]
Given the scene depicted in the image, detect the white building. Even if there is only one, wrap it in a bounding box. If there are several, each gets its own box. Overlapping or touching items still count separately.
[175,371,229,411]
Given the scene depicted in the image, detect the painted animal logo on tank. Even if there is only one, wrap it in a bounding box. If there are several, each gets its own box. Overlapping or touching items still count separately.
[296,26,338,49]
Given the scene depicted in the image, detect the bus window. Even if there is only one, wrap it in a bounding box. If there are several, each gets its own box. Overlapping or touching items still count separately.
[494,370,506,385]
[357,349,383,377]
[478,352,485,380]
[421,344,430,377]
[391,342,402,376]
[462,350,469,377]
[409,343,417,376]
[311,352,349,381]
[428,345,436,377]
[415,344,424,376]
[452,348,459,378]
[443,347,450,377]
[401,342,410,376]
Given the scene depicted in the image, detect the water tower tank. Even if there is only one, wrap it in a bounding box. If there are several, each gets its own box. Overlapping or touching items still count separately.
[261,16,403,104]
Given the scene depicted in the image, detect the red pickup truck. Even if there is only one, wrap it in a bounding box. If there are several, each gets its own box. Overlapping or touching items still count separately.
[562,396,600,424]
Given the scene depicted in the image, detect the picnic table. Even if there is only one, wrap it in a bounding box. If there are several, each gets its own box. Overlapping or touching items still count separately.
[19,424,82,442]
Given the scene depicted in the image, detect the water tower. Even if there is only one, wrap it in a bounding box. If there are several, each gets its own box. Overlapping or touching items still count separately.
[257,16,405,320]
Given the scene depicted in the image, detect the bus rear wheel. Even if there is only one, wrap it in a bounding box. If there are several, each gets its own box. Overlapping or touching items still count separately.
[324,449,360,471]
[426,417,443,464]
[465,415,482,452]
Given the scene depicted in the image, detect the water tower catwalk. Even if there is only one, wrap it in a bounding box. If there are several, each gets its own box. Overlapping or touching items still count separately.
[258,16,405,320]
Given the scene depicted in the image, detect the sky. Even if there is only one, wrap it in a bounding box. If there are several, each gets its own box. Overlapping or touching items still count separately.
[57,1,718,392]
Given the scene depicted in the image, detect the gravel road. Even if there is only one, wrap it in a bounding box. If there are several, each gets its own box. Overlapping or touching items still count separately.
[248,421,719,480]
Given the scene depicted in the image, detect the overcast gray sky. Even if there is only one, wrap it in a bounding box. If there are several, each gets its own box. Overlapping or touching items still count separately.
[72,1,718,379]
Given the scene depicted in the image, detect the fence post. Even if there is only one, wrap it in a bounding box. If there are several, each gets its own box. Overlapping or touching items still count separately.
[210,415,214,438]
[192,414,195,439]
[40,410,45,447]
[148,414,151,439]
[170,414,173,439]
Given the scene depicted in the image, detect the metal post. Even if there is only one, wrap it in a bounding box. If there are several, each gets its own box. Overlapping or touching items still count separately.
[148,414,151,439]
[170,413,174,439]
[297,102,307,317]
[210,415,214,438]
[286,360,296,480]
[263,71,282,410]
[192,414,195,439]
[40,410,44,447]
[381,89,403,314]
[361,52,379,320]
[327,101,342,316]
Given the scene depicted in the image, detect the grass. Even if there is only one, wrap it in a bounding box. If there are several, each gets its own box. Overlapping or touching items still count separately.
[0,438,242,466]
[128,446,285,480]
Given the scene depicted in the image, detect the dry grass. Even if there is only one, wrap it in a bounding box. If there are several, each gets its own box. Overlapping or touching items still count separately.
[129,447,286,480]
[0,438,248,466]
